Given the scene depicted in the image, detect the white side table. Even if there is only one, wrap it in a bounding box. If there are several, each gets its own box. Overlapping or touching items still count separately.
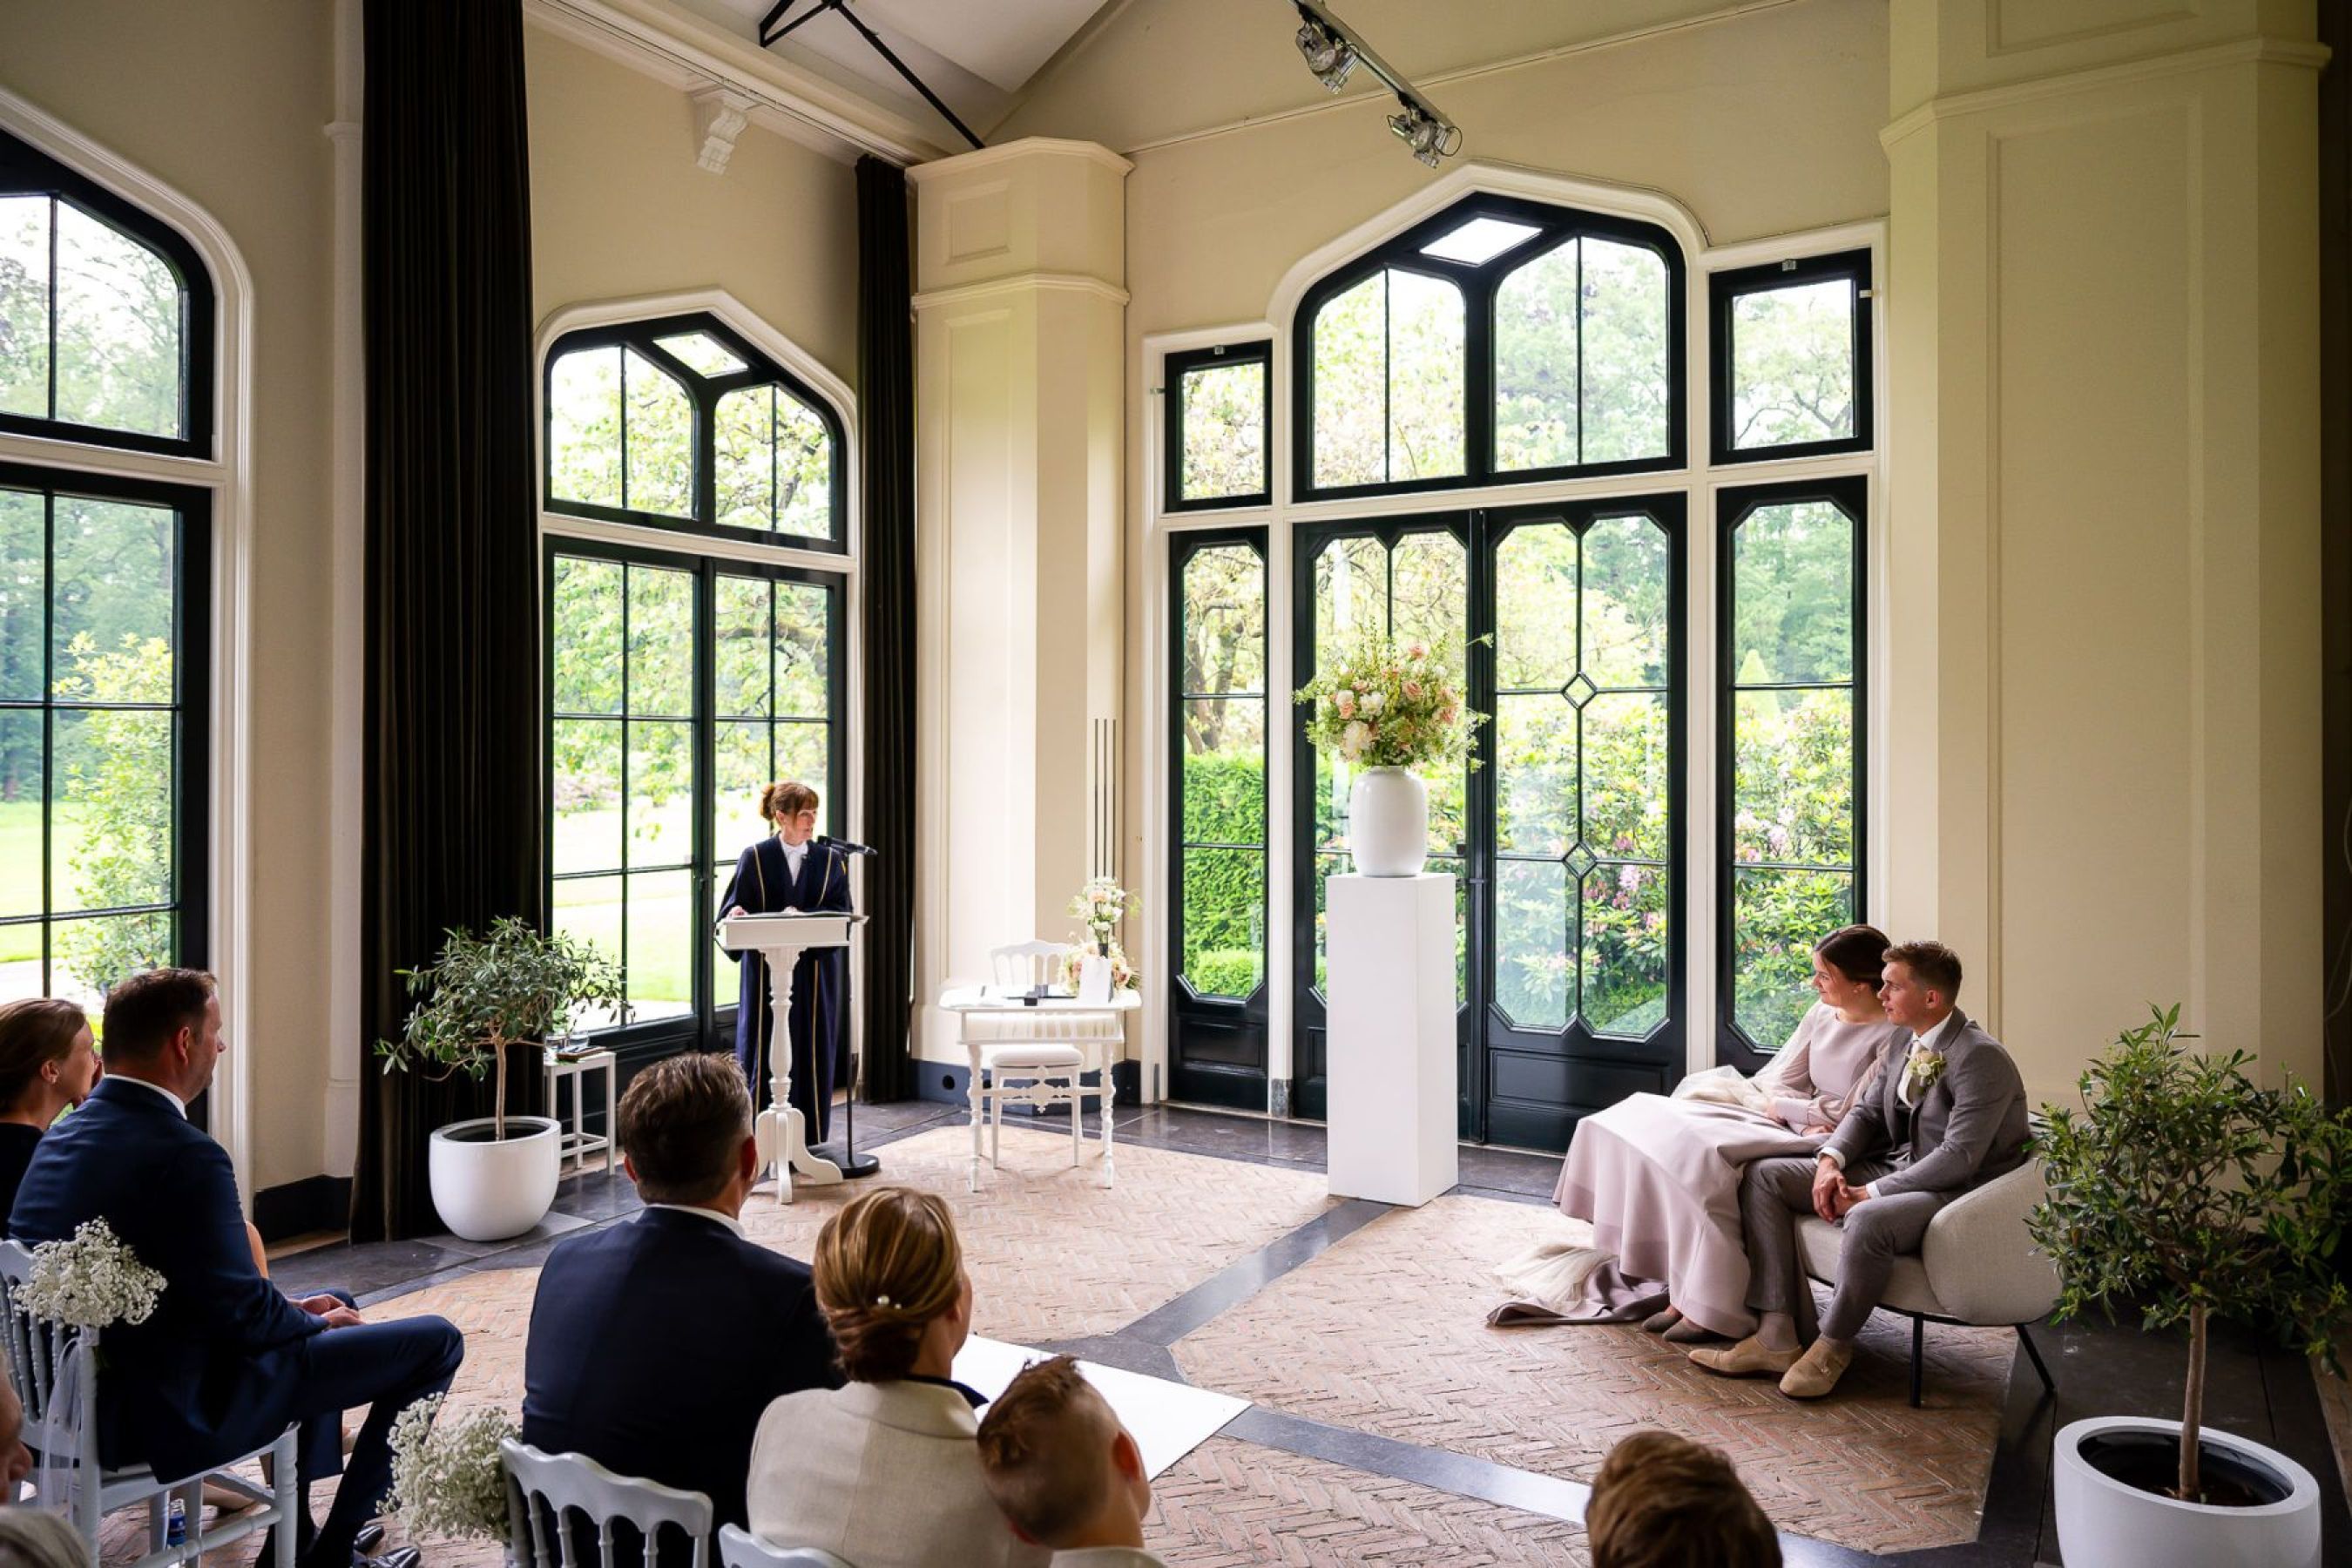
[543,1046,618,1175]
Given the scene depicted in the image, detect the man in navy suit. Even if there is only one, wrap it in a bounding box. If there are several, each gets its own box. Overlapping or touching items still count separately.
[10,970,463,1568]
[522,1051,839,1560]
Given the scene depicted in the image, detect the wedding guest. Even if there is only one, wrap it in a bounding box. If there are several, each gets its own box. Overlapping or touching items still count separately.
[1585,1429,1779,1568]
[0,1507,84,1565]
[523,1052,838,1563]
[0,999,101,1217]
[0,1360,32,1503]
[10,969,459,1568]
[1546,925,1900,1340]
[976,1356,1163,1567]
[747,1187,1048,1568]
[1693,940,2030,1398]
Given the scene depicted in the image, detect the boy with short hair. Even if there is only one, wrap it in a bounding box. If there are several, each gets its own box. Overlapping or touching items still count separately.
[975,1357,1163,1566]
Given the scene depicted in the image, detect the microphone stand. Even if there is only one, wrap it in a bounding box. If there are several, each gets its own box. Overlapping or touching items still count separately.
[821,836,882,1179]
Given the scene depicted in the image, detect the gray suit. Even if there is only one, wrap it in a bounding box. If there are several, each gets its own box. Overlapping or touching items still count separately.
[1741,1010,2031,1341]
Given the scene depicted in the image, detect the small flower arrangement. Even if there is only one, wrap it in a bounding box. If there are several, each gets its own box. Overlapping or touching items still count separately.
[1295,632,1483,771]
[1059,940,1139,993]
[384,1396,516,1544]
[1067,877,1137,951]
[20,1219,166,1329]
[1901,1047,1948,1101]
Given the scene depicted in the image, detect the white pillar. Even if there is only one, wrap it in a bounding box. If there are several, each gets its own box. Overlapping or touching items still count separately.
[1325,874,1459,1207]
[910,139,1132,1072]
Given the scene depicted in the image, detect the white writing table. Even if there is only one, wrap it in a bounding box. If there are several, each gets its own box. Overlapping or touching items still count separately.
[937,985,1140,1192]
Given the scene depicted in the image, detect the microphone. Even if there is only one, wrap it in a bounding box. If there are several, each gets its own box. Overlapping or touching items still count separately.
[816,835,879,857]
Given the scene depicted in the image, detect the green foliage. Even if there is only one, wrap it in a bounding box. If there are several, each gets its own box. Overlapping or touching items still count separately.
[52,632,174,994]
[1179,750,1265,997]
[2030,1006,2352,1497]
[0,196,183,437]
[1179,360,1265,501]
[1730,278,1855,449]
[375,916,629,1141]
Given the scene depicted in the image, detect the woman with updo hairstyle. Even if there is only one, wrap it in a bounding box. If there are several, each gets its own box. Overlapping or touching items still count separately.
[1535,924,1903,1344]
[716,779,854,1149]
[0,997,101,1216]
[744,1188,1048,1568]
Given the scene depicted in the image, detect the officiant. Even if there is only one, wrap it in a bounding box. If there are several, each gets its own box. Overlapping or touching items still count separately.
[720,780,853,1148]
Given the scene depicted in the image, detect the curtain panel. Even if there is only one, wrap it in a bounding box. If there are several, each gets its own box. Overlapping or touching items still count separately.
[353,0,546,1240]
[855,155,919,1102]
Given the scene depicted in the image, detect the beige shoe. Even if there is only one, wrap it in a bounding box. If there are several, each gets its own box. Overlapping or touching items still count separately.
[1689,1335,1803,1378]
[1779,1338,1855,1399]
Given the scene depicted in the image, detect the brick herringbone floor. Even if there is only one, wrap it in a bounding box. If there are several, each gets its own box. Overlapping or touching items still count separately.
[1171,1195,2011,1555]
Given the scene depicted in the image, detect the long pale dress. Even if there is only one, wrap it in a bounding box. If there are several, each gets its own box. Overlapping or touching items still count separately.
[1546,1003,1897,1338]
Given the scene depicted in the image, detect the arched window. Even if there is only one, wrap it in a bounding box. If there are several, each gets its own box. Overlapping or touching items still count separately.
[0,127,213,1009]
[541,309,851,1050]
[544,315,843,551]
[1293,196,1684,501]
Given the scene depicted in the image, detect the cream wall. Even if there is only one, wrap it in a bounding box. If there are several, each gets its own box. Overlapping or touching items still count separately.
[1882,0,2326,1098]
[527,29,861,384]
[0,0,339,1192]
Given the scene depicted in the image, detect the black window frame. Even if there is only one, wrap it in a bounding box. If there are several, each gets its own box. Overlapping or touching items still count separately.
[1163,341,1272,514]
[542,312,848,556]
[1167,525,1271,1108]
[543,532,848,1067]
[0,458,213,1003]
[1292,193,1687,504]
[0,128,216,461]
[1707,248,1873,466]
[1714,475,1868,1070]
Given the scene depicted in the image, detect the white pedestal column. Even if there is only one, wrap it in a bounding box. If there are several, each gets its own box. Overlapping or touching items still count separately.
[1325,873,1458,1207]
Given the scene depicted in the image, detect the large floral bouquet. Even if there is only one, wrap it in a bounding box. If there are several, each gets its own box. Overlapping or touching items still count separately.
[1295,632,1482,770]
[1067,876,1137,950]
[385,1396,517,1544]
[21,1219,165,1329]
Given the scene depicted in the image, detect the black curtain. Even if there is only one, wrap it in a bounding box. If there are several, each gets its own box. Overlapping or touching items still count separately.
[352,0,546,1240]
[856,155,919,1103]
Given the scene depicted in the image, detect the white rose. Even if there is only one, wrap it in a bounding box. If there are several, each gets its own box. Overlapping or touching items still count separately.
[1340,720,1372,760]
[1361,691,1385,715]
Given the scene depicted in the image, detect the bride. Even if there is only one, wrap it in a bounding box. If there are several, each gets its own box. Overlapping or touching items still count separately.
[1542,924,1899,1341]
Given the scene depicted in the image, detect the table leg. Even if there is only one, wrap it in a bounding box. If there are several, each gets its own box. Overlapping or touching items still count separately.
[571,1063,585,1174]
[599,1058,616,1175]
[966,1034,984,1193]
[1102,1060,1117,1188]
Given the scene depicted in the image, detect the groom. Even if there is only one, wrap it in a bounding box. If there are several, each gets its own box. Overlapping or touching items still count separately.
[1693,939,2029,1399]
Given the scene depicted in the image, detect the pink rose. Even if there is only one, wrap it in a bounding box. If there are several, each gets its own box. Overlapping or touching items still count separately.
[1335,690,1356,719]
[1403,680,1423,699]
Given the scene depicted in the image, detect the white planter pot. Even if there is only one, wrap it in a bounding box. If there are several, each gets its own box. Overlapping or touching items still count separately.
[1348,767,1429,877]
[2054,1416,2319,1568]
[428,1115,561,1242]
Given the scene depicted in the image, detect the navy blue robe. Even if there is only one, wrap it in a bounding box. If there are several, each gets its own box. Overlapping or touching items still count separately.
[719,835,852,1146]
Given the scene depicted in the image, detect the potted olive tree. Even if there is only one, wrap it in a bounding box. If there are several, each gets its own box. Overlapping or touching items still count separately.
[377,916,627,1241]
[2030,1004,2350,1568]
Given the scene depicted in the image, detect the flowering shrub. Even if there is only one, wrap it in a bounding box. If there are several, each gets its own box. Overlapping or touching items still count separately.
[384,1396,516,1544]
[1295,632,1482,771]
[20,1219,165,1329]
[1066,877,1137,950]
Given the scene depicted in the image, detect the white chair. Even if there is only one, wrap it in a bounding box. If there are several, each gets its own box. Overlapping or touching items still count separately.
[0,1240,300,1568]
[959,941,1121,1188]
[717,1524,858,1568]
[1794,1159,2062,1406]
[503,1438,713,1568]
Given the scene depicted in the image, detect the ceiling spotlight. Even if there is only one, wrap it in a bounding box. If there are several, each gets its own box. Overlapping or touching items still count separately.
[1388,102,1461,169]
[1294,16,1358,91]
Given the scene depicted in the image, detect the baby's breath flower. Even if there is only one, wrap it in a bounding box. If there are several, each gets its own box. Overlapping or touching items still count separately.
[385,1395,516,1543]
[20,1219,165,1329]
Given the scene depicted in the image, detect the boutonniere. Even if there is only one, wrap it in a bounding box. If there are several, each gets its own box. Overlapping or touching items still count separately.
[1902,1049,1948,1099]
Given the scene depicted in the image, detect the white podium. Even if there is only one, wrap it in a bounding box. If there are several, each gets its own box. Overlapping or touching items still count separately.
[1324,873,1459,1207]
[719,911,861,1203]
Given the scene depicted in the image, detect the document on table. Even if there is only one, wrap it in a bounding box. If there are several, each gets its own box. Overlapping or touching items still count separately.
[951,1335,1247,1478]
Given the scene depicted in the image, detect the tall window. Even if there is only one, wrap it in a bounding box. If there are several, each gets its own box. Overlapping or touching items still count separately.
[543,313,848,1053]
[1294,196,1684,501]
[1168,531,1267,1107]
[1719,478,1864,1062]
[0,128,213,1009]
